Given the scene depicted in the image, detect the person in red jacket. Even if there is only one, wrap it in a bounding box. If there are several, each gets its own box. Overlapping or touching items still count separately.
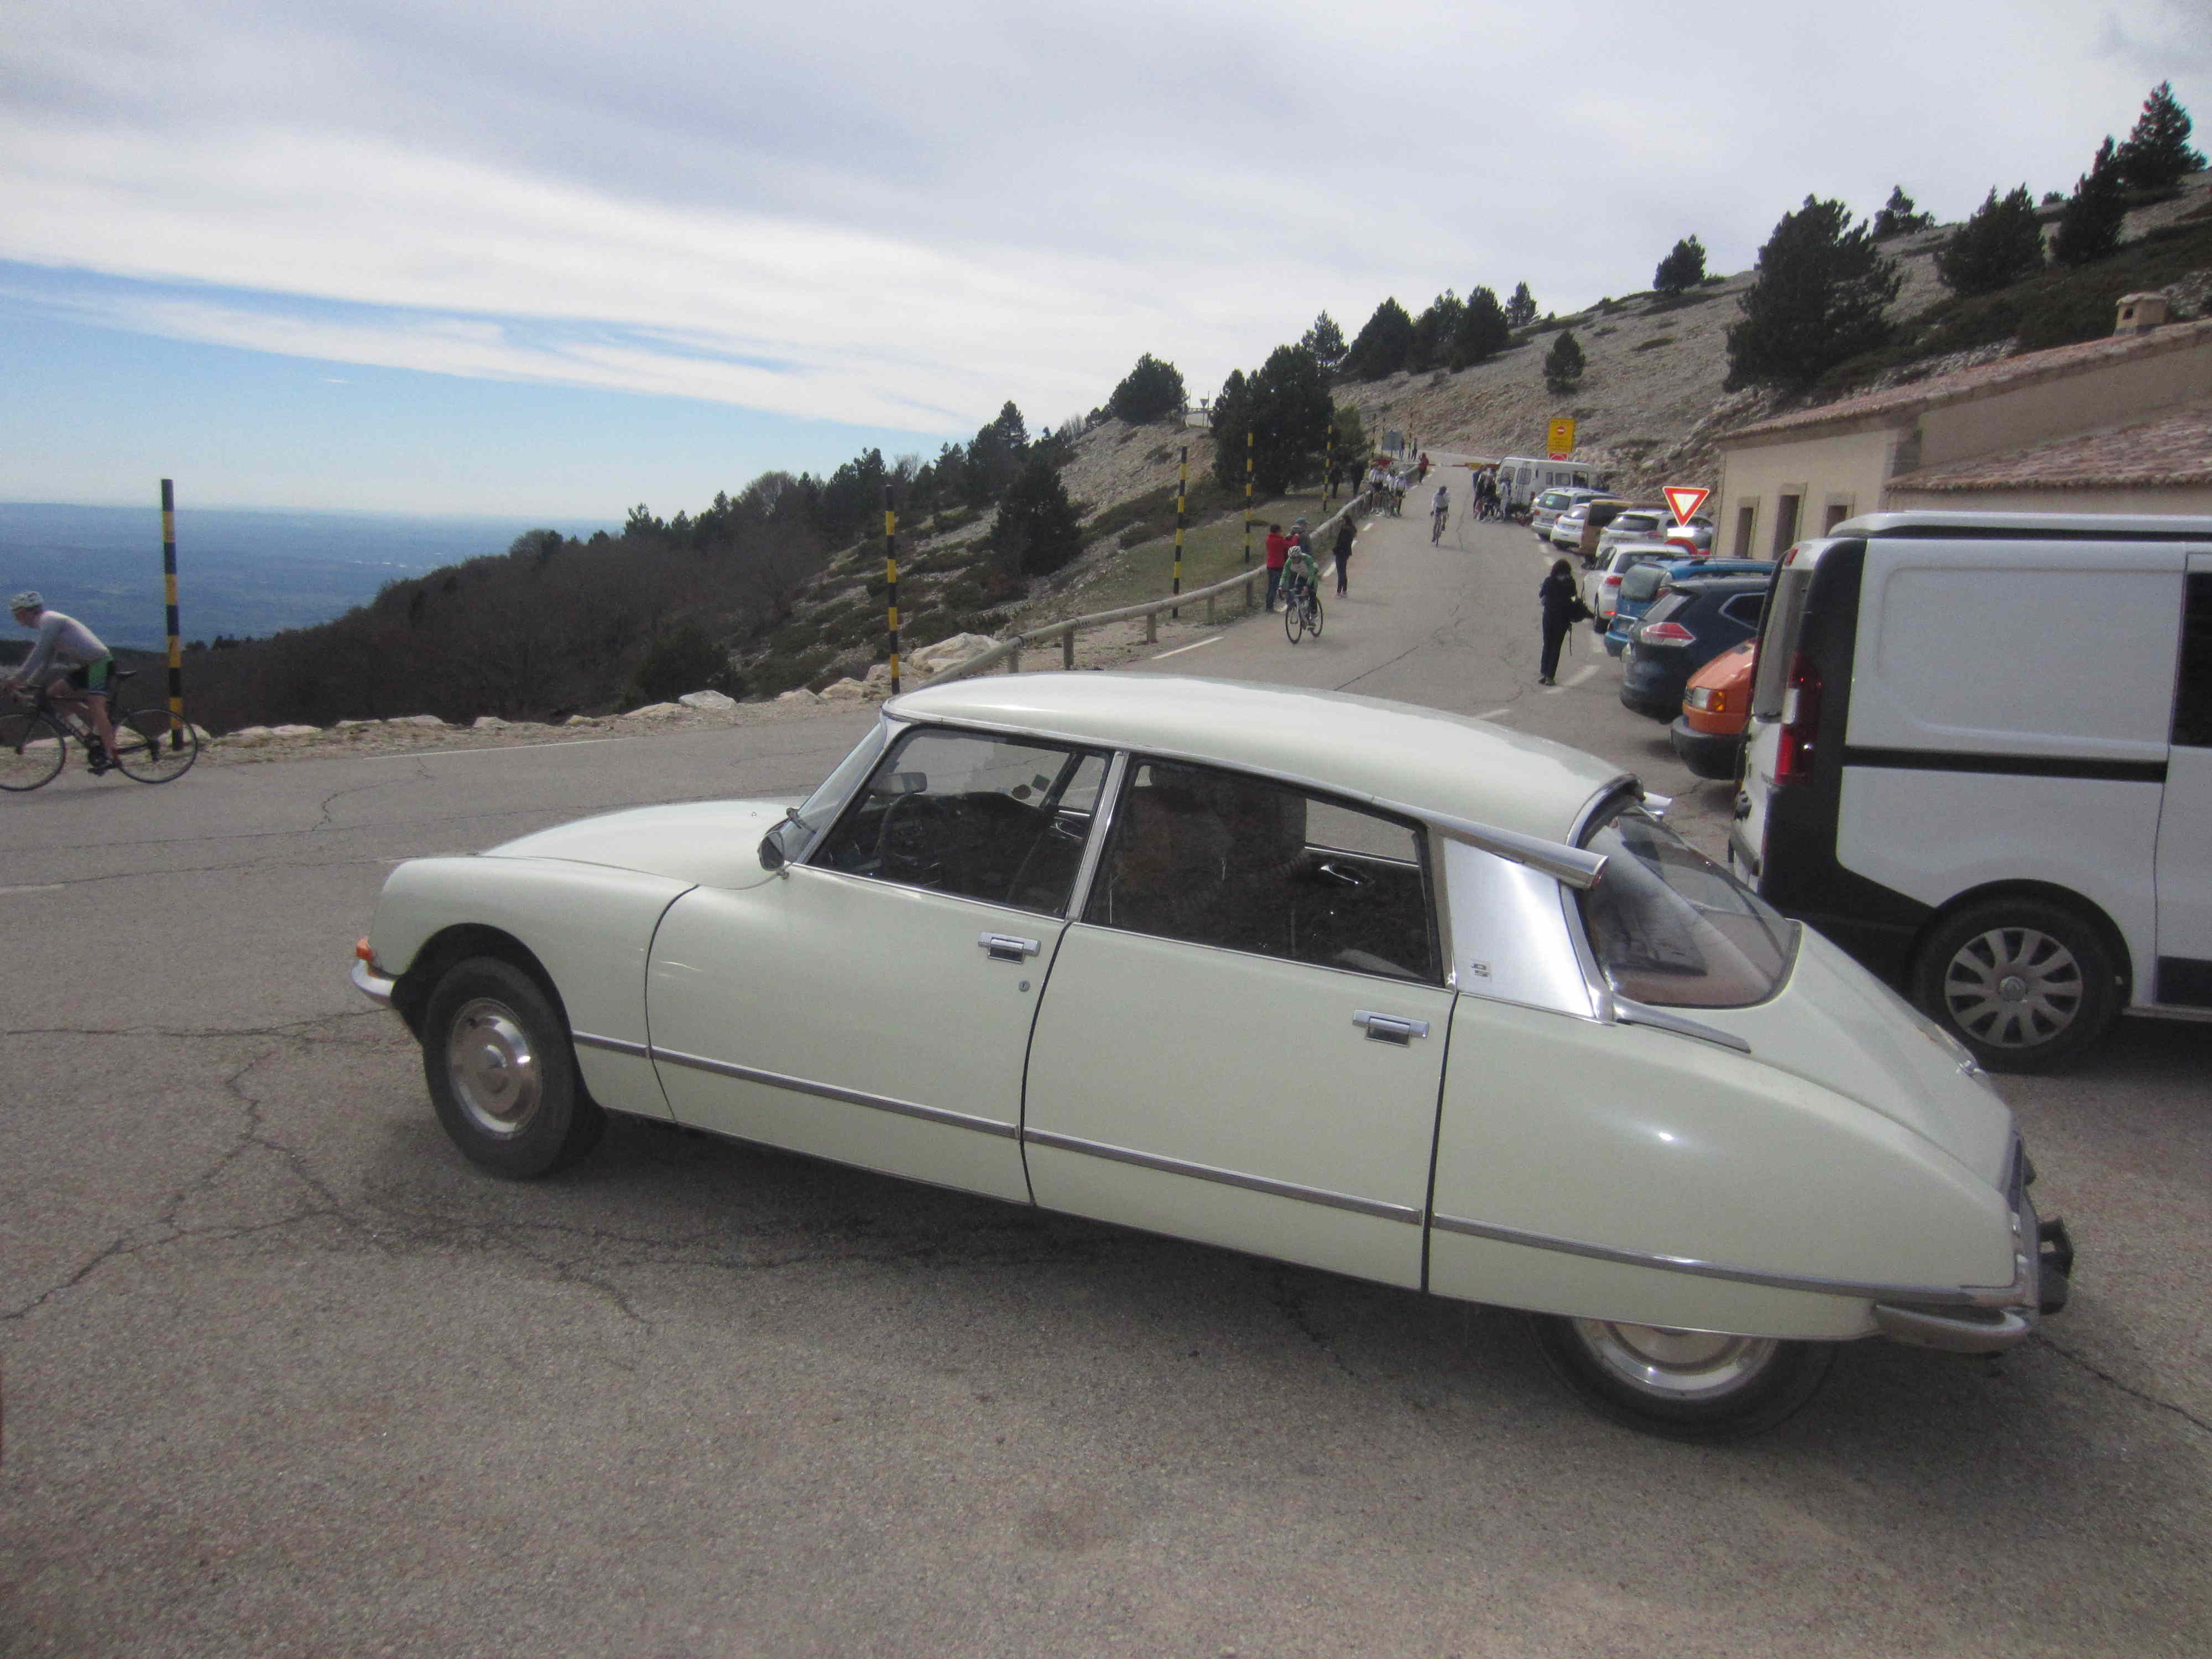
[1263,522,1290,611]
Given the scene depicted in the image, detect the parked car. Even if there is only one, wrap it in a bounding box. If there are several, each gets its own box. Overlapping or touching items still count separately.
[1605,557,1774,656]
[1672,640,1756,779]
[1550,502,1594,550]
[1620,576,1768,720]
[1737,509,2212,1073]
[1531,487,1605,541]
[1665,516,1717,555]
[1593,508,1675,565]
[352,673,2070,1439]
[1584,541,1681,624]
[1577,498,1634,560]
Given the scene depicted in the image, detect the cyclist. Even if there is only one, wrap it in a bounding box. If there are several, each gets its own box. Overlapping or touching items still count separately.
[7,591,119,771]
[1431,484,1450,541]
[1281,534,1321,619]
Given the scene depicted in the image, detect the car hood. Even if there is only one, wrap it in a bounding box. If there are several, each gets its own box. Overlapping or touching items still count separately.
[483,798,797,890]
[1699,928,2015,1187]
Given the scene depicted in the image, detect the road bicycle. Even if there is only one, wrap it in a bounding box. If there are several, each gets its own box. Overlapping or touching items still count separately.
[2,671,201,791]
[1431,503,1449,543]
[1282,573,1324,644]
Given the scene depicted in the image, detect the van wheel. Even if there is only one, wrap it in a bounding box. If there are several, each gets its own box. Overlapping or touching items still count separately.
[1912,898,2120,1073]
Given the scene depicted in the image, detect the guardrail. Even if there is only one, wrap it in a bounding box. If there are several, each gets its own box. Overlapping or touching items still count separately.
[922,497,1363,686]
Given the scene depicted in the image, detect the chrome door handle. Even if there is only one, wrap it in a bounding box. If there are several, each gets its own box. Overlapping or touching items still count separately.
[979,932,1041,963]
[1353,1010,1430,1045]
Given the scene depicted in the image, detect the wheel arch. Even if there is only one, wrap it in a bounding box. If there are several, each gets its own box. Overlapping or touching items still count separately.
[1909,880,2135,1004]
[392,924,569,1040]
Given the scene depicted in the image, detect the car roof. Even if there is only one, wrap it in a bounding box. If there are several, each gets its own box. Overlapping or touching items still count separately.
[886,674,1628,843]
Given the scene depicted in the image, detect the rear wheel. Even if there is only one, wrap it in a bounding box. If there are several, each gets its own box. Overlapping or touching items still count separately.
[1531,1314,1834,1439]
[1912,896,2120,1073]
[421,956,604,1176]
[0,711,67,791]
[1306,593,1324,637]
[109,706,201,783]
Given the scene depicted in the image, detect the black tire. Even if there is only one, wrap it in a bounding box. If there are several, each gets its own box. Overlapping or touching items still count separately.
[1285,594,1305,644]
[1911,896,2121,1073]
[109,706,201,783]
[1530,1314,1834,1441]
[1306,593,1323,637]
[0,710,67,791]
[421,956,604,1176]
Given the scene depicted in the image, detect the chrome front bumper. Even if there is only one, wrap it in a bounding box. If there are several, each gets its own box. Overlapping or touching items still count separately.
[349,956,396,1008]
[1872,1146,2073,1355]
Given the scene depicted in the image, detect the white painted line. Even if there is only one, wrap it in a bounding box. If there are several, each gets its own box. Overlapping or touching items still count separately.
[0,883,66,896]
[352,736,628,760]
[1567,664,1600,686]
[1473,707,1511,721]
[1150,636,1223,661]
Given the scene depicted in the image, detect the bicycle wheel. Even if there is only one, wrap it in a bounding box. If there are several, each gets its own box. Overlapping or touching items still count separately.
[110,706,201,783]
[1284,592,1305,643]
[0,709,68,791]
[1306,593,1324,637]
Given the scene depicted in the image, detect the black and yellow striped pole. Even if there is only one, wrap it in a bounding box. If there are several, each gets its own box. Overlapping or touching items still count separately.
[1243,430,1254,564]
[159,479,184,745]
[1171,445,1187,619]
[883,484,900,696]
[1322,426,1334,505]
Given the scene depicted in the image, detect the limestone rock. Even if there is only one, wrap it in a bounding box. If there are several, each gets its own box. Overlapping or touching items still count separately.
[331,718,383,731]
[818,678,869,702]
[621,702,685,721]
[677,690,737,712]
[908,632,998,675]
[471,715,510,731]
[225,725,273,744]
[269,724,321,739]
[774,688,825,705]
[391,714,447,729]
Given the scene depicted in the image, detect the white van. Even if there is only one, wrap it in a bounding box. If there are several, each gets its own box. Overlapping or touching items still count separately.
[1496,456,1608,517]
[1733,510,2212,1071]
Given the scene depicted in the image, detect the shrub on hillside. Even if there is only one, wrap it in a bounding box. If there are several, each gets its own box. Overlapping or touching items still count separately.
[1543,330,1585,394]
[986,455,1085,578]
[1653,236,1707,294]
[1107,353,1187,424]
[1871,186,1935,239]
[1936,185,2046,296]
[629,623,735,706]
[1505,283,1538,327]
[1725,195,1901,389]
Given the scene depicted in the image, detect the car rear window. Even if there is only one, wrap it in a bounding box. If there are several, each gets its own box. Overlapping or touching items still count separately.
[1618,566,1668,604]
[1577,806,1797,1008]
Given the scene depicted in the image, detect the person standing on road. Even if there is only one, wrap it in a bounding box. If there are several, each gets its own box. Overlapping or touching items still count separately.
[1536,558,1592,686]
[1264,521,1289,611]
[1332,515,1355,594]
[6,591,120,769]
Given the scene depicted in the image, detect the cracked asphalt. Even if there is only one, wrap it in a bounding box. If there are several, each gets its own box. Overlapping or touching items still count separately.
[2,507,2208,1657]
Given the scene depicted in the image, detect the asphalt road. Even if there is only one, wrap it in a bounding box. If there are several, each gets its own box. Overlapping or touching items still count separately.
[2,501,2206,1658]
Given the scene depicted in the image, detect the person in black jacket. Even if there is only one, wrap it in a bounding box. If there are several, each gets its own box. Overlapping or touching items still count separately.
[1537,557,1591,685]
[1332,515,1355,594]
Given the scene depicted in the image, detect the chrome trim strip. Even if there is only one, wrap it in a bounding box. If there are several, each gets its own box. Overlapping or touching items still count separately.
[572,1031,650,1061]
[1022,1127,1423,1224]
[1613,999,1754,1055]
[867,718,1605,890]
[1063,749,1128,921]
[349,957,395,1008]
[650,1047,1019,1140]
[1428,1213,2005,1307]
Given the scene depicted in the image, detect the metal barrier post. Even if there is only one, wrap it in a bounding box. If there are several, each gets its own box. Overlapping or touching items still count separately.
[1243,431,1253,564]
[1171,444,1186,619]
[883,484,900,695]
[1062,629,1074,670]
[159,479,185,743]
[1146,612,1158,643]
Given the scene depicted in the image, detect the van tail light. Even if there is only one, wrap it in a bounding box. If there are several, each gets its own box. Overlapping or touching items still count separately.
[1640,620,1695,646]
[1774,652,1822,782]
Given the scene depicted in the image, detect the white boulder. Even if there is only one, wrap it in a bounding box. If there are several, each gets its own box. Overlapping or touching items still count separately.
[269,724,321,740]
[678,690,737,712]
[391,714,447,729]
[471,715,510,731]
[818,678,869,702]
[774,688,825,706]
[620,702,685,721]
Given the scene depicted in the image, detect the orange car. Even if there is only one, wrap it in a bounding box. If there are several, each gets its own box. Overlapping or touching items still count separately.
[1668,638,1754,780]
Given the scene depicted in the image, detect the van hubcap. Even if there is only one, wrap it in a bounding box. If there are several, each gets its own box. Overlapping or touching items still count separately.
[1944,927,2081,1049]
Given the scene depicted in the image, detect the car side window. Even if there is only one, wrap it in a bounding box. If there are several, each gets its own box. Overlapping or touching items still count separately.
[1721,593,1765,629]
[1083,759,1439,983]
[812,728,1108,914]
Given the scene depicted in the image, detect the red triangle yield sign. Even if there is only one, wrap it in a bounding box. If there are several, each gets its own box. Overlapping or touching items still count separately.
[1663,486,1711,524]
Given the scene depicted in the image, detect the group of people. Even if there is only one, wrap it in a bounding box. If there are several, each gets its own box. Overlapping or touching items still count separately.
[1361,463,1411,517]
[1262,513,1358,613]
[1470,467,1508,521]
[4,591,119,768]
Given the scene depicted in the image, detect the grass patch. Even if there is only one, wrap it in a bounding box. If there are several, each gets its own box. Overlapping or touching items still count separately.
[1633,335,1677,351]
[1055,489,1344,616]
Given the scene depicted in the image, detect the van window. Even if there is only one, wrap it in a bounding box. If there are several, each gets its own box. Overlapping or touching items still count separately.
[2177,572,2212,747]
[1577,805,1797,1008]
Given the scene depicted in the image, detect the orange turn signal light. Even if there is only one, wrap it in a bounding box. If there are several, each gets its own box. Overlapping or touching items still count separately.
[354,937,375,963]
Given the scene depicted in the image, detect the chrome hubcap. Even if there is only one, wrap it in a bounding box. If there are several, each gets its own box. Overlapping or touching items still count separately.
[1943,927,2081,1050]
[1572,1319,1777,1400]
[445,998,541,1139]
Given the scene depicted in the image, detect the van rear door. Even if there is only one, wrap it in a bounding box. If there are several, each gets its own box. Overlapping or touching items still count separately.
[2158,559,2212,1008]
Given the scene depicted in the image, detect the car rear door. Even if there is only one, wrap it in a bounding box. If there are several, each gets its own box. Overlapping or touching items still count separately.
[2158,558,2212,1006]
[1023,758,1453,1290]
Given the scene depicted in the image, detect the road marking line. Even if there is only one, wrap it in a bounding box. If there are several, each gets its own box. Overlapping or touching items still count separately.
[1150,637,1222,661]
[0,883,66,896]
[1474,707,1511,721]
[353,737,628,760]
[1567,664,1599,686]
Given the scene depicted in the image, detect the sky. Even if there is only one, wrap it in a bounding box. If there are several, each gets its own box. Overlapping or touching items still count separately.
[2,0,2207,517]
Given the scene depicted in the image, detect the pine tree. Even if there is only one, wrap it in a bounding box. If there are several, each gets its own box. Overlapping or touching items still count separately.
[1934,186,2045,296]
[1407,291,1465,373]
[1453,286,1512,365]
[1107,353,1186,424]
[2053,138,2128,266]
[2115,82,2205,190]
[1871,186,1934,238]
[1724,196,1901,389]
[1505,282,1538,327]
[1242,345,1334,495]
[987,453,1084,578]
[1299,312,1348,374]
[1543,330,1585,395]
[1207,369,1250,491]
[1341,299,1415,380]
[1653,236,1707,295]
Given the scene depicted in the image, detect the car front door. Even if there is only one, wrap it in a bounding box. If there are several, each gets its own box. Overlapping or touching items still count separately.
[1024,758,1454,1289]
[647,726,1108,1203]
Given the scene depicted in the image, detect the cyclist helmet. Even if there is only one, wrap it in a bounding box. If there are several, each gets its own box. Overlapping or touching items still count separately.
[10,590,41,613]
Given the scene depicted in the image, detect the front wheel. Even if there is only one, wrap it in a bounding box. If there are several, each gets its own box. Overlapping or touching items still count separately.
[421,956,605,1176]
[1911,896,2120,1072]
[1285,593,1305,643]
[110,706,201,782]
[0,709,67,791]
[1530,1314,1834,1439]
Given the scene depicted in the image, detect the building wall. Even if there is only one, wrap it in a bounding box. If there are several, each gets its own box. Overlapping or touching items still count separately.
[1713,426,1900,559]
[1916,333,2212,469]
[1884,483,2212,515]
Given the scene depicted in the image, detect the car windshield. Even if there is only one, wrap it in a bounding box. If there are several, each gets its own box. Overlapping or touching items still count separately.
[764,716,898,864]
[1577,805,1797,1008]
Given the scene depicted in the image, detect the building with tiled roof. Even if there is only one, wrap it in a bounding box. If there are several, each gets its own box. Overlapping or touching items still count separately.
[1710,301,2212,551]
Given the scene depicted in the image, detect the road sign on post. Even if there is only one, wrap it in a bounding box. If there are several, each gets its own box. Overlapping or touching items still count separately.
[1663,486,1712,524]
[1546,417,1575,460]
